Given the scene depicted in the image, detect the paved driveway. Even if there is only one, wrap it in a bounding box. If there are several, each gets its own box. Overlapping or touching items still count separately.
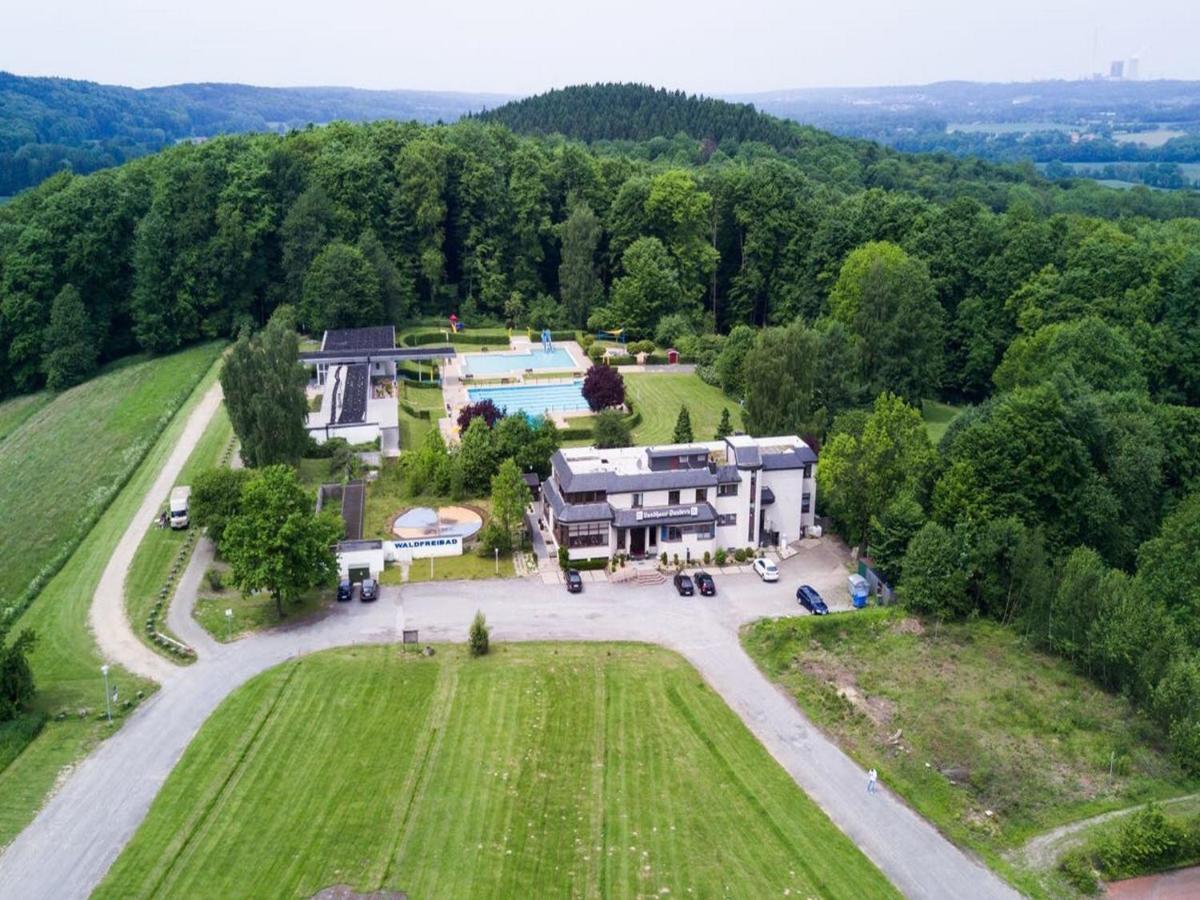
[0,556,1014,899]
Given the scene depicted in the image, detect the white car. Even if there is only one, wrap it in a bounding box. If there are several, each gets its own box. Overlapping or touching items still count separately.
[752,558,780,582]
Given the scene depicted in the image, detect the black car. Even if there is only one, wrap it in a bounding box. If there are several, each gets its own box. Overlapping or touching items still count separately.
[693,571,716,596]
[796,584,829,615]
[360,578,378,603]
[565,569,583,593]
[673,572,695,596]
[336,579,352,602]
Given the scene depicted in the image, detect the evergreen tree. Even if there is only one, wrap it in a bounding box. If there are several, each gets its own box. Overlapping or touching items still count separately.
[469,610,490,657]
[673,404,694,443]
[42,285,97,391]
[220,307,310,468]
[558,199,603,328]
[715,408,733,439]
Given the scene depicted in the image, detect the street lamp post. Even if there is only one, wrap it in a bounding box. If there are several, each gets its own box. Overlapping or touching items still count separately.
[494,547,499,575]
[100,664,111,723]
[225,608,233,641]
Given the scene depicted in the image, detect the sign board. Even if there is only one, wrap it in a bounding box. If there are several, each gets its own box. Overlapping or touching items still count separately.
[403,629,419,644]
[635,506,698,522]
[387,535,464,560]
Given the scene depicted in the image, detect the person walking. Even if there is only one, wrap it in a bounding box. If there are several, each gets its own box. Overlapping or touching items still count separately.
[867,768,878,794]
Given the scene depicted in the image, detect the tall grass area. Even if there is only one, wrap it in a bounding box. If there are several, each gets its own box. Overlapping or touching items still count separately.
[0,343,224,611]
[0,345,223,849]
[96,644,896,899]
[743,609,1199,896]
[124,404,233,658]
[0,391,50,443]
[624,372,736,444]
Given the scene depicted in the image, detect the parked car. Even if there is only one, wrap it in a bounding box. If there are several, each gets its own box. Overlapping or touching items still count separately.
[796,584,829,615]
[673,572,695,596]
[565,569,583,593]
[360,578,378,602]
[693,571,716,596]
[752,558,780,582]
[336,579,352,602]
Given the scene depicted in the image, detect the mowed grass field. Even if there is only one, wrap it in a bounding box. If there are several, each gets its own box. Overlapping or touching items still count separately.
[96,644,896,900]
[0,391,50,443]
[0,343,224,608]
[124,403,233,656]
[0,346,224,848]
[743,610,1199,896]
[624,372,737,445]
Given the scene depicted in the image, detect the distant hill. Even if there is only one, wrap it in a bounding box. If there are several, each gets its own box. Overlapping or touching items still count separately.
[0,71,512,195]
[475,82,812,151]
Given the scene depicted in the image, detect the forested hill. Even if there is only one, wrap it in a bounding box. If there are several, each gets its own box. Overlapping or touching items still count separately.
[0,71,510,196]
[475,83,816,150]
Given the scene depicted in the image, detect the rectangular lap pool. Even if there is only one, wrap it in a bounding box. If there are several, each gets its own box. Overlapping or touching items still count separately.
[466,381,590,416]
[463,346,576,376]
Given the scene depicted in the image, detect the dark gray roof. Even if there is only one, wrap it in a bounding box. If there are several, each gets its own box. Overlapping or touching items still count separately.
[760,446,818,470]
[323,326,395,352]
[715,465,742,484]
[733,444,761,468]
[613,502,716,528]
[760,486,775,505]
[543,478,613,523]
[522,472,541,487]
[300,346,456,363]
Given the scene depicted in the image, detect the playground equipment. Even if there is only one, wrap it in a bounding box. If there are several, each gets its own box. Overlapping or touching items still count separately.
[540,329,553,352]
[449,313,464,333]
[595,327,626,344]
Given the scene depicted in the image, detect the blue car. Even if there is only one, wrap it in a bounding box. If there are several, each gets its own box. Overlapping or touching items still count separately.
[796,584,829,615]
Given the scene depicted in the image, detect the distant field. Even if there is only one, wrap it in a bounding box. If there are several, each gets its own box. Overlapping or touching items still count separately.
[922,399,964,443]
[0,343,224,610]
[947,121,1074,134]
[96,644,896,900]
[743,611,1198,896]
[624,372,737,445]
[1112,128,1187,147]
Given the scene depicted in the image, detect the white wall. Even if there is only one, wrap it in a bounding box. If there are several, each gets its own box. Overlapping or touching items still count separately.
[337,546,386,578]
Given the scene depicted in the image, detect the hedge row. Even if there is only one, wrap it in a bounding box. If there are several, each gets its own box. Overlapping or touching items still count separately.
[526,329,578,342]
[402,332,503,347]
[399,402,433,420]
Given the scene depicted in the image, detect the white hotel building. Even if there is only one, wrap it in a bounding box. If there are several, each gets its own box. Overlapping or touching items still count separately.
[542,434,818,563]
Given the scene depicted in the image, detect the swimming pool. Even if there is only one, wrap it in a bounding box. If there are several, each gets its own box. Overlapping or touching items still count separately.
[467,381,590,416]
[462,346,576,376]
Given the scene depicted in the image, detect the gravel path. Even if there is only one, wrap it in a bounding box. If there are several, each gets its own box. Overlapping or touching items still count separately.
[87,381,224,684]
[0,388,1016,898]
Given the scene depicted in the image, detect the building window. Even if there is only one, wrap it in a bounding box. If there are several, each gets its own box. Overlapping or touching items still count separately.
[803,463,813,478]
[748,472,757,542]
[695,488,707,503]
[717,513,737,527]
[668,490,680,506]
[565,522,608,548]
[801,492,811,514]
[616,528,626,550]
[663,526,682,542]
[718,482,738,497]
[631,492,643,509]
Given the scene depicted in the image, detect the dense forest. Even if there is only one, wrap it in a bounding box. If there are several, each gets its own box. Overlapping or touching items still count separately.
[0,71,507,195]
[2,84,1200,764]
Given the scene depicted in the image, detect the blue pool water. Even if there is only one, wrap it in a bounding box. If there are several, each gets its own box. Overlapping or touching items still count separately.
[467,381,589,416]
[463,346,576,376]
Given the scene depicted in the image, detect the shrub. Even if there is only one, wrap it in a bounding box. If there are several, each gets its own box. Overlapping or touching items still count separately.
[714,548,727,566]
[579,333,595,351]
[733,548,747,563]
[558,545,569,570]
[457,399,504,431]
[469,611,490,657]
[593,410,632,449]
[703,550,711,565]
[205,568,224,592]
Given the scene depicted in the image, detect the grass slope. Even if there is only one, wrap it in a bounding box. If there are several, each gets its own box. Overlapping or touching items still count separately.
[0,391,50,443]
[97,644,896,900]
[624,373,737,445]
[0,344,223,608]
[0,347,223,848]
[124,404,233,656]
[922,399,964,444]
[743,610,1199,896]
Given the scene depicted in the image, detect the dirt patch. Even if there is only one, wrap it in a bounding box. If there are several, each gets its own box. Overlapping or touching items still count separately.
[799,657,895,729]
[891,617,925,636]
[312,887,407,900]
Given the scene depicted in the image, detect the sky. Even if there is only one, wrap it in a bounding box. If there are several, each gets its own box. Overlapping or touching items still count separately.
[4,0,1199,94]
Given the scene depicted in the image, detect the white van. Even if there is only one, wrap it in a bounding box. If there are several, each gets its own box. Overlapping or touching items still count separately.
[169,486,191,529]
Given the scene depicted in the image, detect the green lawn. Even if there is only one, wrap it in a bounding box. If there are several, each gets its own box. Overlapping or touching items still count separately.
[379,550,515,585]
[192,560,331,642]
[742,610,1199,896]
[398,382,442,451]
[0,346,225,848]
[96,644,896,899]
[0,343,224,609]
[124,404,234,658]
[0,391,51,443]
[922,399,964,444]
[624,372,737,445]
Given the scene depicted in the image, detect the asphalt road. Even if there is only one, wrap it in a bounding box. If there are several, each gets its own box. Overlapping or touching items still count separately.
[0,563,1016,899]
